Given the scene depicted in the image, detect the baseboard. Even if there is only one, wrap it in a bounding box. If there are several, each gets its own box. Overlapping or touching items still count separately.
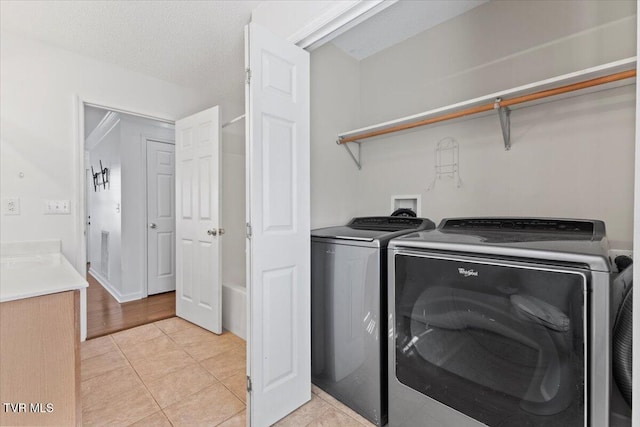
[222,283,246,340]
[88,268,142,303]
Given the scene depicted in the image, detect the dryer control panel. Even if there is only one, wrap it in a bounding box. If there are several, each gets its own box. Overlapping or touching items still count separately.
[440,217,605,236]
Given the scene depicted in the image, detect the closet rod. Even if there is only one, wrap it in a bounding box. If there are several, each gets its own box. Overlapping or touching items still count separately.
[338,69,636,144]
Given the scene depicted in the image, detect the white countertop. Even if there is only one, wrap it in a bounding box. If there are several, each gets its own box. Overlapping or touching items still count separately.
[0,240,88,303]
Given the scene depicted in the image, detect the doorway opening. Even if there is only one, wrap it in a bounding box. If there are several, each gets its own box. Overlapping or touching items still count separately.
[83,105,177,338]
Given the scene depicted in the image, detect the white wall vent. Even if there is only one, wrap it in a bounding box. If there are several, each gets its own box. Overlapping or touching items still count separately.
[101,231,109,279]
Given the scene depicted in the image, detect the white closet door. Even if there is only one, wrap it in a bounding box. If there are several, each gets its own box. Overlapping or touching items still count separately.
[245,22,311,427]
[147,140,176,295]
[175,107,222,334]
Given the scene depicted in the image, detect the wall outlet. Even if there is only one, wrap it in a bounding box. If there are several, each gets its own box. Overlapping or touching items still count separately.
[2,198,20,215]
[44,200,71,215]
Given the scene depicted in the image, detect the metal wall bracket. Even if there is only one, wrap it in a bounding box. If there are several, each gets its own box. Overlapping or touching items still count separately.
[494,98,511,150]
[337,139,362,170]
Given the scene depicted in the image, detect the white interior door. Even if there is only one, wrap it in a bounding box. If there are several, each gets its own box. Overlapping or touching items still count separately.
[147,140,176,295]
[246,22,311,427]
[175,107,222,333]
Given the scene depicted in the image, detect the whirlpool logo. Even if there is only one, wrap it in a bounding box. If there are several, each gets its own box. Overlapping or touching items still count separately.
[458,267,479,277]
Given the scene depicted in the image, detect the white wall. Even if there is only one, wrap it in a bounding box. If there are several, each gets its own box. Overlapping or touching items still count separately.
[355,88,635,249]
[312,0,636,249]
[0,34,211,270]
[310,43,362,229]
[221,125,246,288]
[359,0,637,125]
[88,121,122,293]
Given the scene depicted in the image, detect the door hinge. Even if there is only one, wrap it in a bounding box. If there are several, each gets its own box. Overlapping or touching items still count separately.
[246,222,252,239]
[247,376,252,392]
[245,68,251,85]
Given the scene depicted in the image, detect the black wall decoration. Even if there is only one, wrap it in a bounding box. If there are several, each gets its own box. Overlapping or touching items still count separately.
[91,166,99,192]
[91,161,110,191]
[100,160,110,189]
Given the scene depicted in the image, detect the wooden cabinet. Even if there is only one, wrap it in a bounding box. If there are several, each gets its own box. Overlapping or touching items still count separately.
[0,290,80,426]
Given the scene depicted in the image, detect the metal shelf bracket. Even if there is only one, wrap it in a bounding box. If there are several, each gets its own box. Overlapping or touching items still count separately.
[494,98,511,150]
[338,139,362,170]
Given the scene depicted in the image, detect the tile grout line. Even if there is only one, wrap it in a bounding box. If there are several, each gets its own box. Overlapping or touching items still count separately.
[140,321,224,426]
[86,321,248,426]
[159,408,176,427]
[304,395,336,427]
[80,335,119,365]
[184,331,248,416]
[214,407,245,427]
[138,319,200,427]
[164,324,246,426]
[220,380,247,406]
[80,352,130,384]
[81,338,153,424]
[111,327,168,426]
[311,387,372,427]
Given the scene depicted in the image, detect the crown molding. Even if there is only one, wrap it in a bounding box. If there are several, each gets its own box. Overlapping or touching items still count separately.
[85,111,120,151]
[291,0,397,50]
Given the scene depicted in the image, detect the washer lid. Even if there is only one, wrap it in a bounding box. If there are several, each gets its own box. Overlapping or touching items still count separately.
[311,216,436,243]
[311,226,385,242]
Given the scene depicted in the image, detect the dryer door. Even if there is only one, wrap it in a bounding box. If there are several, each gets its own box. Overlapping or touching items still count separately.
[393,252,587,426]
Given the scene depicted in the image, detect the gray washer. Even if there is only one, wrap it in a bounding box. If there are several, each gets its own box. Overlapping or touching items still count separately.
[311,216,435,427]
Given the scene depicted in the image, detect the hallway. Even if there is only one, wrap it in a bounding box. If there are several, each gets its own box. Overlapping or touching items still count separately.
[86,273,175,339]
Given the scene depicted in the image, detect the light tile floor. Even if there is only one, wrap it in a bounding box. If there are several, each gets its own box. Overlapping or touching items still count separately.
[81,317,375,426]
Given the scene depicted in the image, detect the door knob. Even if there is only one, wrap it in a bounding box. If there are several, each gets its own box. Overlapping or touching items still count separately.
[149,223,157,229]
[207,229,217,236]
[218,228,225,235]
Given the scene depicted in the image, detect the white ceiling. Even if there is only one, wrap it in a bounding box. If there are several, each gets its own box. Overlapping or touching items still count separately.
[0,0,261,97]
[331,0,488,60]
[0,0,487,99]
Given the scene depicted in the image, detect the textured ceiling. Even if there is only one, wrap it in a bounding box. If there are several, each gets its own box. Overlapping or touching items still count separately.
[1,0,489,98]
[0,0,261,97]
[332,0,488,60]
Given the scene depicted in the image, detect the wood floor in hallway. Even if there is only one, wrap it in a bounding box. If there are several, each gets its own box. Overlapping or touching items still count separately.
[86,272,176,339]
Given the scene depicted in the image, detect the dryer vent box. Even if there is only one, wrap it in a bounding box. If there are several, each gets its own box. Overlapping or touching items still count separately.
[391,195,421,216]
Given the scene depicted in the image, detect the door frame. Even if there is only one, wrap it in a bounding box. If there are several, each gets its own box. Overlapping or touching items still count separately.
[142,136,176,298]
[84,150,91,263]
[74,96,175,340]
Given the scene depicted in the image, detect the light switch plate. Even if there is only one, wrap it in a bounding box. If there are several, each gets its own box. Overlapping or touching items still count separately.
[44,200,71,215]
[2,198,20,215]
